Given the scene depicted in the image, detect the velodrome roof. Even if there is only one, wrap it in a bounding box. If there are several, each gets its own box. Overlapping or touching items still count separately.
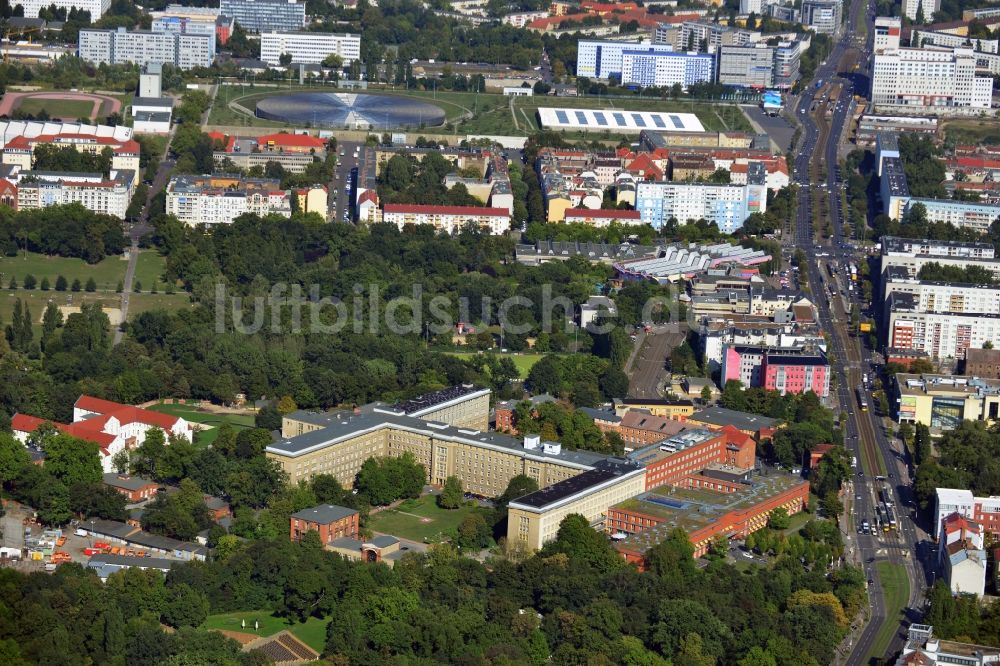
[537,108,705,133]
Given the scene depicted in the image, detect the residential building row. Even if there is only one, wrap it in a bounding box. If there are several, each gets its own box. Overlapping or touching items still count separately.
[16,0,111,18]
[219,0,306,32]
[79,27,214,70]
[720,345,831,397]
[165,175,294,226]
[4,167,136,218]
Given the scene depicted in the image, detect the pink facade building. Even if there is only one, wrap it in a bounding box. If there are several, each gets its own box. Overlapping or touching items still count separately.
[761,351,829,397]
[720,344,829,397]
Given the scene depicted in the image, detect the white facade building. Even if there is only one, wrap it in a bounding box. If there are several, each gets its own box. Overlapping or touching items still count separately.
[259,31,361,66]
[576,39,676,79]
[219,0,306,32]
[939,512,986,597]
[151,14,218,54]
[717,42,801,89]
[620,50,714,90]
[16,170,135,219]
[502,11,548,27]
[166,175,292,226]
[874,16,902,51]
[634,169,767,233]
[801,0,841,34]
[16,0,110,18]
[902,0,939,22]
[888,305,1000,359]
[383,204,511,235]
[79,27,214,69]
[871,46,993,111]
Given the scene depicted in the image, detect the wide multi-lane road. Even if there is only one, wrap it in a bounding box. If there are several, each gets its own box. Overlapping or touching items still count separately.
[785,1,930,662]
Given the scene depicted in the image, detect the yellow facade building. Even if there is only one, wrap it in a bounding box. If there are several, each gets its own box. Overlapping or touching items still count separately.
[895,373,1000,431]
[506,459,647,550]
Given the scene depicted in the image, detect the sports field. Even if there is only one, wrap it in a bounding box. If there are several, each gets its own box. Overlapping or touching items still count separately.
[368,496,481,543]
[866,561,909,663]
[145,401,256,447]
[15,97,96,120]
[201,611,328,652]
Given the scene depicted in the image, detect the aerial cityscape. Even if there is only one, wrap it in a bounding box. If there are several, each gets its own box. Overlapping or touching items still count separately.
[0,0,999,662]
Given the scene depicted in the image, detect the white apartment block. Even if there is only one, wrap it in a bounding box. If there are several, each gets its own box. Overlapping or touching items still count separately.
[740,0,764,15]
[887,307,1000,359]
[880,236,1000,279]
[620,50,714,90]
[219,0,306,33]
[151,15,218,54]
[902,0,939,22]
[502,11,548,28]
[912,29,999,54]
[166,176,292,226]
[906,198,1000,233]
[17,0,110,18]
[383,204,511,235]
[884,275,1000,317]
[871,47,993,111]
[634,178,768,234]
[717,42,801,89]
[16,170,134,218]
[576,39,676,79]
[874,17,901,51]
[674,21,756,53]
[79,27,214,69]
[259,31,361,66]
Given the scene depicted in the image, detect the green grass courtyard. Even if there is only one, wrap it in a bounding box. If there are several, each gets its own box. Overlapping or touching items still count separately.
[368,495,481,544]
[441,350,550,379]
[201,610,328,653]
[146,401,256,447]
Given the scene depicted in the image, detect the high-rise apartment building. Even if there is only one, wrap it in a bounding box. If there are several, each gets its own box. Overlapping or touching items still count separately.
[576,39,676,79]
[79,27,214,69]
[259,31,361,66]
[219,0,306,33]
[17,0,110,18]
[634,175,768,233]
[620,50,714,89]
[871,46,993,111]
[717,42,801,89]
[902,0,939,22]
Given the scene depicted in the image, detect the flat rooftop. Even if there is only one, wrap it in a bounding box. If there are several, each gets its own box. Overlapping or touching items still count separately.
[882,157,910,197]
[392,384,489,416]
[613,471,807,551]
[508,458,643,511]
[688,406,780,431]
[897,373,1000,397]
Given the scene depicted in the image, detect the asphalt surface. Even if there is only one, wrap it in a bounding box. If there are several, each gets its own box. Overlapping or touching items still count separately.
[626,327,686,398]
[784,0,930,662]
[331,140,363,223]
[741,105,797,153]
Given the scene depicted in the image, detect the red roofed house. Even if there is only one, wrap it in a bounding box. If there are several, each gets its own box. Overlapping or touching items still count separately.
[256,132,327,154]
[624,153,664,181]
[0,178,16,209]
[2,133,141,173]
[357,189,381,224]
[12,396,192,473]
[383,204,511,235]
[564,208,643,227]
[807,443,836,471]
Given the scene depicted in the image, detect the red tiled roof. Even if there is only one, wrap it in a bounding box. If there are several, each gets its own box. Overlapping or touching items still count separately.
[3,133,138,153]
[75,395,181,430]
[951,157,1000,169]
[12,413,53,433]
[257,133,326,148]
[565,208,641,219]
[12,412,117,449]
[358,189,379,205]
[384,204,509,217]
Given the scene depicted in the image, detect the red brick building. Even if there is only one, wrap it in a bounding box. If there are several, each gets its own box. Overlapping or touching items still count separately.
[102,473,159,503]
[615,410,690,449]
[290,504,359,544]
[608,474,810,563]
[632,427,756,491]
[807,443,836,471]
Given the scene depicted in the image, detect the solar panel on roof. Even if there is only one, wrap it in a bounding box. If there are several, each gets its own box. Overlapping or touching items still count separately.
[652,115,666,128]
[613,113,626,126]
[575,111,587,124]
[594,112,608,126]
[632,113,646,127]
[555,110,569,124]
[669,115,684,129]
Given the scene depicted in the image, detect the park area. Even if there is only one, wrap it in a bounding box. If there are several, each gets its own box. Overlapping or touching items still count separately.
[0,251,192,333]
[442,350,547,379]
[368,496,481,544]
[201,610,328,653]
[0,91,125,122]
[146,401,256,447]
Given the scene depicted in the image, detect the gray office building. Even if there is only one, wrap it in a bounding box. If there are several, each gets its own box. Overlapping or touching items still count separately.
[219,0,306,33]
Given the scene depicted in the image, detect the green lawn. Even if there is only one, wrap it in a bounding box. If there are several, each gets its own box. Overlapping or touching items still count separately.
[442,351,549,379]
[0,252,128,292]
[368,496,479,543]
[15,97,97,120]
[201,610,328,653]
[146,402,256,447]
[780,510,813,536]
[867,561,909,663]
[132,251,168,291]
